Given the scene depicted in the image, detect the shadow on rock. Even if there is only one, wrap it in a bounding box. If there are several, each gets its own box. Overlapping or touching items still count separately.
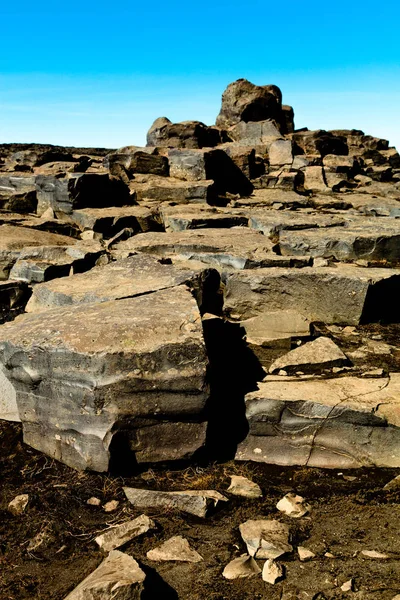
[202,317,265,462]
[141,564,179,599]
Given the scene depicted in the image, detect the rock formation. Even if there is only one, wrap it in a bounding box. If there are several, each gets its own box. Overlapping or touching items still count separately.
[0,78,400,471]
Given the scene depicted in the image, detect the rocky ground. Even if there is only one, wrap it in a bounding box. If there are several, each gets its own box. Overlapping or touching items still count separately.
[1,420,400,600]
[1,78,400,598]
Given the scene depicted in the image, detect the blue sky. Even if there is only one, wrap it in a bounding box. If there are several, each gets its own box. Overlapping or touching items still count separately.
[1,0,399,150]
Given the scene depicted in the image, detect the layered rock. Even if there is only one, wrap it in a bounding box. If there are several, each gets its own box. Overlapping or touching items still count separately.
[0,286,209,471]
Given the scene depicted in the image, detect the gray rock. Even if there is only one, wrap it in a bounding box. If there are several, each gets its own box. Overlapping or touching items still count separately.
[68,205,159,238]
[147,536,203,563]
[0,286,209,471]
[95,514,155,552]
[229,120,282,146]
[160,203,249,232]
[0,364,18,421]
[0,175,37,213]
[236,374,400,468]
[123,488,228,517]
[222,554,262,579]
[26,254,218,314]
[131,174,215,203]
[64,550,146,599]
[0,224,76,280]
[268,337,348,375]
[223,265,400,324]
[35,173,130,216]
[269,140,293,166]
[146,118,222,149]
[239,519,292,559]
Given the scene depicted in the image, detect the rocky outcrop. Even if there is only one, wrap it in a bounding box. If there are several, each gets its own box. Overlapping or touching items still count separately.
[0,78,400,472]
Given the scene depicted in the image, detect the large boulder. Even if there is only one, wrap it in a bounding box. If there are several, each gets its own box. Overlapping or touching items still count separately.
[0,175,37,213]
[146,118,223,149]
[216,79,283,129]
[0,285,210,471]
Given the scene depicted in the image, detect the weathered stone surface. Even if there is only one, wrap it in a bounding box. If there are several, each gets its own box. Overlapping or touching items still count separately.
[249,210,345,236]
[239,519,292,559]
[95,514,155,552]
[8,494,29,515]
[236,189,311,208]
[269,337,348,375]
[228,119,282,146]
[223,265,400,324]
[216,79,283,129]
[35,173,130,216]
[112,228,284,270]
[67,206,160,238]
[269,140,293,166]
[222,555,262,579]
[64,550,146,599]
[147,117,222,148]
[227,475,262,498]
[0,225,76,279]
[0,175,37,212]
[9,241,104,284]
[123,488,228,517]
[304,166,330,192]
[278,220,400,264]
[147,536,203,563]
[236,374,400,468]
[131,174,215,203]
[0,364,18,421]
[160,203,249,232]
[0,286,209,471]
[298,546,316,562]
[105,147,169,178]
[292,130,348,157]
[26,254,219,314]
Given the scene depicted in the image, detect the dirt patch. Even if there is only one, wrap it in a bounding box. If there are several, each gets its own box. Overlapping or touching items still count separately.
[1,421,400,599]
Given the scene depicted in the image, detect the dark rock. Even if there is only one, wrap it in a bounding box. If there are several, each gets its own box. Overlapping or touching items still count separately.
[147,118,223,149]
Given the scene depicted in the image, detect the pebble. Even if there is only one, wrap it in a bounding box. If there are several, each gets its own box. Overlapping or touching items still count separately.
[8,494,29,515]
[361,549,389,559]
[87,497,101,506]
[103,500,119,512]
[147,535,203,563]
[341,578,354,592]
[297,546,316,562]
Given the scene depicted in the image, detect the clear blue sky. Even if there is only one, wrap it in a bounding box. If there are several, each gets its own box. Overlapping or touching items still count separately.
[1,0,399,150]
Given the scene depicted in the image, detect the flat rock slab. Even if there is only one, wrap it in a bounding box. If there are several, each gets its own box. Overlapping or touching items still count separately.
[95,514,155,552]
[64,550,146,599]
[236,374,400,468]
[9,241,104,283]
[227,475,263,498]
[26,253,218,314]
[160,203,249,231]
[249,210,346,236]
[68,205,159,238]
[0,224,76,279]
[278,219,400,264]
[234,189,311,208]
[124,487,228,517]
[269,336,348,374]
[222,555,261,579]
[239,519,292,559]
[112,228,306,270]
[0,286,209,471]
[224,265,400,324]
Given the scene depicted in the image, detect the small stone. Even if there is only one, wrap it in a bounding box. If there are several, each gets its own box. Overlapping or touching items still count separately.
[297,546,315,562]
[342,326,357,335]
[227,475,263,498]
[276,493,311,518]
[361,550,389,559]
[95,514,155,552]
[8,494,29,515]
[313,257,329,268]
[262,559,284,584]
[341,579,354,592]
[87,497,101,506]
[324,552,335,558]
[103,500,119,513]
[124,487,228,518]
[147,535,203,563]
[239,519,292,559]
[222,554,262,579]
[384,474,400,491]
[343,476,357,482]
